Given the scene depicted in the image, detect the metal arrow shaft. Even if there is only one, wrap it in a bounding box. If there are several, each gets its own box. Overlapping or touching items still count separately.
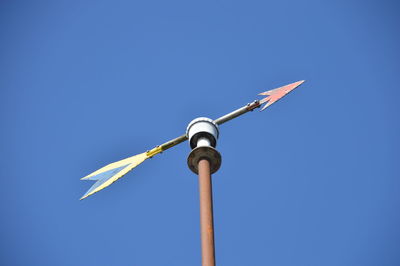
[146,101,259,158]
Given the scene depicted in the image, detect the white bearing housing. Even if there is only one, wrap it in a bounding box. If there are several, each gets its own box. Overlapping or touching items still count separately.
[186,117,219,149]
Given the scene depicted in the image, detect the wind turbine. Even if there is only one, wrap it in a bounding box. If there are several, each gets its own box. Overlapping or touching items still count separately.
[80,80,305,266]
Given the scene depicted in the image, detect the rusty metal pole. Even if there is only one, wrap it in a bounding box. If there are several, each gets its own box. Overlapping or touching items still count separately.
[187,117,222,266]
[198,158,215,266]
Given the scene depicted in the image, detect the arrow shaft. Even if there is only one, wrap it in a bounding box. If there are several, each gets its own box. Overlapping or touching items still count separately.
[146,134,188,157]
[148,101,262,156]
[214,100,260,125]
[148,101,261,156]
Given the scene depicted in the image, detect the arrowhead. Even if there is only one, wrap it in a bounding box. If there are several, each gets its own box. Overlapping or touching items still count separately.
[259,80,304,111]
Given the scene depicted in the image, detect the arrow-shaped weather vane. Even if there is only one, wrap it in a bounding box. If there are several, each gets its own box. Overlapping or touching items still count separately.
[80,80,304,200]
[81,79,304,266]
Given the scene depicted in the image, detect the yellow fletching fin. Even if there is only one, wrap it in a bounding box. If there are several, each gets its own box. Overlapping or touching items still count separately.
[80,153,148,200]
[80,137,184,200]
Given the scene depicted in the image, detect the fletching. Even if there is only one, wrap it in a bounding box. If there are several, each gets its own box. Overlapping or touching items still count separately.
[80,153,149,200]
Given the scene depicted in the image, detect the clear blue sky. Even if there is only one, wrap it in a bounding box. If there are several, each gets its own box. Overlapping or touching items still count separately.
[1,1,399,265]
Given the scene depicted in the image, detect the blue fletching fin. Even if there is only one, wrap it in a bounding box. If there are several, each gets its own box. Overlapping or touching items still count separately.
[83,164,129,181]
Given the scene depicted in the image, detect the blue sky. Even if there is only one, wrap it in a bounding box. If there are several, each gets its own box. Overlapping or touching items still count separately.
[1,1,399,265]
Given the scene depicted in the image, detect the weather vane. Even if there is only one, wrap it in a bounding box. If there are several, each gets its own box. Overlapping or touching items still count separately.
[80,80,304,266]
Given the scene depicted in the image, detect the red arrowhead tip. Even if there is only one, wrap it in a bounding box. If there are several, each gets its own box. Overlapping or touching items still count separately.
[259,80,304,111]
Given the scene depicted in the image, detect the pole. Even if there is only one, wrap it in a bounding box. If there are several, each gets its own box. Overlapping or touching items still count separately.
[186,118,221,266]
[198,158,216,266]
